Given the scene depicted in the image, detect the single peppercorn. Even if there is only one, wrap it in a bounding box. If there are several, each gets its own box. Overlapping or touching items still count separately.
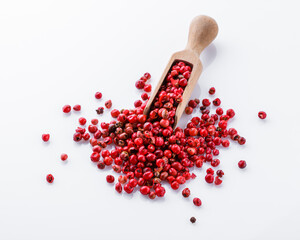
[73,104,81,111]
[106,175,115,183]
[258,111,267,119]
[205,174,214,184]
[42,134,50,142]
[105,100,112,109]
[209,87,215,95]
[193,197,202,206]
[185,106,193,115]
[78,117,87,125]
[213,98,221,106]
[238,160,247,169]
[190,217,196,223]
[182,188,191,198]
[60,153,68,161]
[46,174,54,183]
[95,92,102,99]
[96,107,104,114]
[216,170,224,178]
[62,105,71,113]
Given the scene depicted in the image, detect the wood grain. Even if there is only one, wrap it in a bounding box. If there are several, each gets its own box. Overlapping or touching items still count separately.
[143,15,218,128]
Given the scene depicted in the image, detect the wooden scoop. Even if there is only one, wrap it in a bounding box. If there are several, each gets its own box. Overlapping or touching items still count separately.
[143,15,218,127]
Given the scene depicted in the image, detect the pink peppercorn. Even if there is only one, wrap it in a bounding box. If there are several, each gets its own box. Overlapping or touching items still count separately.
[182,188,191,198]
[78,117,87,125]
[73,105,81,111]
[42,134,50,142]
[193,197,202,206]
[62,105,71,113]
[115,182,122,193]
[214,176,222,185]
[238,160,247,169]
[60,153,68,161]
[46,174,54,183]
[258,111,267,119]
[205,174,214,183]
[209,87,216,95]
[106,175,115,183]
[95,92,102,99]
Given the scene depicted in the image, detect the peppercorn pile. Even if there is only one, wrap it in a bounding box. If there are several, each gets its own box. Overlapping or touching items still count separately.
[43,61,250,207]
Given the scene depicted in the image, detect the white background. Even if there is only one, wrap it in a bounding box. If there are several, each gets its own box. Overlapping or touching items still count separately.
[0,0,300,239]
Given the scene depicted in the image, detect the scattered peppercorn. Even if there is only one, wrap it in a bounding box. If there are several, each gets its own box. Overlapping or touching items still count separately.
[73,105,81,111]
[190,217,196,223]
[60,153,68,161]
[44,66,249,207]
[96,107,104,114]
[209,87,215,95]
[42,134,50,142]
[238,160,247,169]
[95,92,102,99]
[46,174,54,183]
[258,111,267,119]
[62,105,71,113]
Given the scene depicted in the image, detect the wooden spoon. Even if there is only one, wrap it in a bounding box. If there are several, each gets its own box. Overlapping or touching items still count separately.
[143,15,218,128]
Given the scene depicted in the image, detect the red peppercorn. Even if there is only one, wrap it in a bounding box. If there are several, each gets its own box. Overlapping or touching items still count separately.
[216,170,224,178]
[213,98,221,106]
[216,107,223,115]
[144,72,151,80]
[238,137,246,145]
[205,174,214,184]
[135,80,145,89]
[188,100,197,108]
[42,134,50,142]
[215,176,222,185]
[124,184,133,194]
[73,132,82,142]
[171,181,179,190]
[202,99,211,107]
[73,104,81,111]
[185,106,193,115]
[90,152,100,162]
[193,197,202,206]
[209,87,216,95]
[182,188,190,198]
[258,111,267,119]
[155,186,166,197]
[91,119,98,125]
[140,186,150,195]
[141,93,149,101]
[129,178,138,188]
[144,84,152,92]
[105,100,112,109]
[62,105,71,113]
[96,107,104,114]
[218,120,227,129]
[238,160,247,169]
[222,139,230,147]
[79,117,87,125]
[46,174,54,183]
[206,168,214,175]
[115,182,122,193]
[106,175,115,183]
[111,109,120,118]
[60,153,68,161]
[226,109,235,118]
[211,159,220,167]
[95,92,102,99]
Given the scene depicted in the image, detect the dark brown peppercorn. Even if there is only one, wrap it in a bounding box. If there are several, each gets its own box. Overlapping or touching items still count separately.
[190,217,196,223]
[96,107,104,114]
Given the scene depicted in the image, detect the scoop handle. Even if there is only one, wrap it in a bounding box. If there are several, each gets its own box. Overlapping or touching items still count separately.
[185,15,218,56]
